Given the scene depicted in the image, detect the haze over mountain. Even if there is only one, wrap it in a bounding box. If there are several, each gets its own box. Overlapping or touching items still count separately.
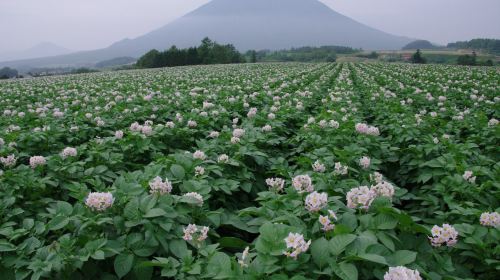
[0,42,71,62]
[1,0,412,70]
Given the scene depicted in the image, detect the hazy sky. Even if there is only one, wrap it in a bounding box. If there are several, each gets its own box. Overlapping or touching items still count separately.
[1,0,499,53]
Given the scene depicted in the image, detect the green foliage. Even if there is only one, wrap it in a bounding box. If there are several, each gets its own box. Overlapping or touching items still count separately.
[456,52,480,66]
[447,38,500,55]
[136,37,244,68]
[0,67,18,79]
[411,49,426,64]
[402,40,437,50]
[255,45,358,62]
[0,62,498,279]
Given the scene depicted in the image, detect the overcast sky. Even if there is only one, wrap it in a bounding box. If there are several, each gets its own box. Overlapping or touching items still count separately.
[1,0,499,53]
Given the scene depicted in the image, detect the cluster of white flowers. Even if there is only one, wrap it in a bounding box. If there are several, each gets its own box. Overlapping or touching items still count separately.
[85,192,114,211]
[261,124,272,132]
[283,232,311,259]
[232,128,245,138]
[60,147,78,159]
[0,154,16,167]
[334,162,348,175]
[429,224,458,247]
[312,160,326,173]
[329,120,340,129]
[304,191,328,212]
[359,156,371,169]
[183,224,209,243]
[193,150,207,160]
[488,118,498,127]
[462,170,476,183]
[238,246,250,268]
[231,136,241,144]
[479,212,500,227]
[318,211,337,232]
[371,180,395,198]
[115,130,124,139]
[183,192,204,206]
[209,131,220,138]
[166,121,175,128]
[346,186,375,210]
[195,166,205,176]
[355,123,380,136]
[384,266,422,280]
[217,154,229,163]
[187,120,197,128]
[130,121,154,136]
[292,175,314,193]
[247,107,257,118]
[265,177,285,192]
[29,156,46,169]
[149,176,172,195]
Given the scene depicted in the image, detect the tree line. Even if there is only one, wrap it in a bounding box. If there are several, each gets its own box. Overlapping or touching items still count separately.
[248,46,359,63]
[447,39,500,55]
[0,67,18,79]
[136,38,244,68]
[410,49,494,66]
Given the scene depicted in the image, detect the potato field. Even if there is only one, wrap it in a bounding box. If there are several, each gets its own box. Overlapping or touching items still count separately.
[0,63,499,280]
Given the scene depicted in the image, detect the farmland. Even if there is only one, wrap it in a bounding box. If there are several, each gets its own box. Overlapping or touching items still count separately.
[0,62,499,279]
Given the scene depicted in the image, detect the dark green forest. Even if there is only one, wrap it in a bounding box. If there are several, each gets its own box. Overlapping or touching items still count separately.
[249,46,359,62]
[447,39,500,55]
[136,38,244,68]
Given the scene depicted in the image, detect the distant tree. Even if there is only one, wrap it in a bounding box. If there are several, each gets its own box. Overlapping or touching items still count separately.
[402,40,437,50]
[71,68,99,74]
[136,49,162,68]
[457,53,477,66]
[447,38,500,55]
[186,47,200,65]
[135,38,245,69]
[367,51,379,59]
[326,54,337,62]
[483,59,494,66]
[248,50,257,63]
[0,67,18,79]
[411,49,426,64]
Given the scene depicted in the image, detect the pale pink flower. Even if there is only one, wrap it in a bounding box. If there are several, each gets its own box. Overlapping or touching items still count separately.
[384,266,422,280]
[265,178,285,192]
[283,232,310,259]
[1,154,17,167]
[149,176,172,195]
[85,192,114,211]
[359,156,371,169]
[480,212,500,227]
[304,191,328,212]
[429,224,458,247]
[193,150,206,160]
[312,160,325,173]
[292,175,314,193]
[29,156,46,169]
[346,186,375,210]
[183,192,203,206]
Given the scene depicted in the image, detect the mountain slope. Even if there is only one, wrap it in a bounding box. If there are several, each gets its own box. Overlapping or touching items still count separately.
[1,0,412,69]
[0,42,71,62]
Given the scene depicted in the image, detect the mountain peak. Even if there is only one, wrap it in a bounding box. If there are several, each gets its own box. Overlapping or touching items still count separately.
[187,0,337,17]
[0,0,412,69]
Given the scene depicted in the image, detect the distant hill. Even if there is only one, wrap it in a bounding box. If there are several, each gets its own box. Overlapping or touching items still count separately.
[402,40,438,50]
[447,38,500,55]
[0,0,413,70]
[95,57,136,68]
[0,42,71,62]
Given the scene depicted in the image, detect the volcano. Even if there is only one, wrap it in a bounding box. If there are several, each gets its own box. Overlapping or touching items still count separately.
[1,0,412,69]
